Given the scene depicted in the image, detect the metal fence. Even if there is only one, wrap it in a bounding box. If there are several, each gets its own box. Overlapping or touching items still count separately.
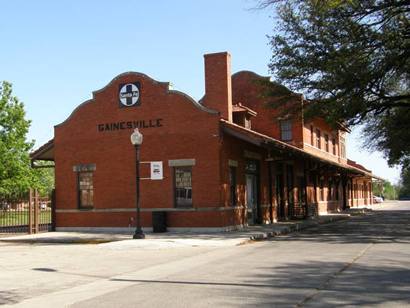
[0,189,53,234]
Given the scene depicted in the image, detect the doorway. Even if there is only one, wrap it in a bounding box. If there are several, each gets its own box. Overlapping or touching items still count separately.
[245,160,260,225]
[276,173,285,220]
[246,174,258,225]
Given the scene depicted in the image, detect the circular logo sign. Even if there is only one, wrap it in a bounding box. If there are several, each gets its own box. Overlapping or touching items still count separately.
[119,83,140,107]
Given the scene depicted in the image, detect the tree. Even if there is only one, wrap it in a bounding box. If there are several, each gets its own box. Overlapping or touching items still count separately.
[0,81,53,201]
[398,167,410,198]
[373,180,398,200]
[261,0,410,168]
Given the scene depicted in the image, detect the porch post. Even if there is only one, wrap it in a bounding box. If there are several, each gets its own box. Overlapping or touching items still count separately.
[268,160,274,223]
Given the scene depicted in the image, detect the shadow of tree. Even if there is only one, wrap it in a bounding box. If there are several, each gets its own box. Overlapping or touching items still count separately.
[105,258,410,307]
[231,259,410,307]
[0,290,26,305]
[273,211,410,245]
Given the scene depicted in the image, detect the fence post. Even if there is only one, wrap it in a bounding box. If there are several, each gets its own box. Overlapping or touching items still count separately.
[28,189,33,234]
[34,189,39,234]
[51,189,56,231]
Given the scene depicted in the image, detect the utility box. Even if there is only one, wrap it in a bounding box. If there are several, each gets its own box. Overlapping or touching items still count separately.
[152,211,167,233]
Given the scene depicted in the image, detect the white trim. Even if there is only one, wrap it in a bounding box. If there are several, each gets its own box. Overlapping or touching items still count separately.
[56,227,152,233]
[168,159,196,167]
[56,206,244,214]
[228,159,238,167]
[167,225,245,233]
[56,225,245,233]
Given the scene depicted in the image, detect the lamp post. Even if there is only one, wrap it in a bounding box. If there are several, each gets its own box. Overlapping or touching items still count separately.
[130,128,145,239]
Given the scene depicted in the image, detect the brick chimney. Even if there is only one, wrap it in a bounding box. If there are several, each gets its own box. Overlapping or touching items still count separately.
[203,52,232,122]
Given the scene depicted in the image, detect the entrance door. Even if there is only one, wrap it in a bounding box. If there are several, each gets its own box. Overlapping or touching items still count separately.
[246,174,258,225]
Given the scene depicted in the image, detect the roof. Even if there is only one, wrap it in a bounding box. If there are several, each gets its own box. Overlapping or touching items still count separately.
[30,139,54,161]
[347,159,371,173]
[220,119,376,178]
[232,103,257,117]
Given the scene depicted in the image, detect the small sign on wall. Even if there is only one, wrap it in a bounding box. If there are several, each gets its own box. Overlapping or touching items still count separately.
[150,161,163,180]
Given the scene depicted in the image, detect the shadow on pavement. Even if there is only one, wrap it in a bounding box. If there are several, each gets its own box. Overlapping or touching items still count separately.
[272,211,410,245]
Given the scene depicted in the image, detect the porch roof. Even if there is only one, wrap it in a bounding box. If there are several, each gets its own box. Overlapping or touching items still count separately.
[30,139,54,162]
[220,119,378,179]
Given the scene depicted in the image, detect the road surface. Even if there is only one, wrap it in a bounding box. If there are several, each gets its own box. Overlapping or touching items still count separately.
[1,201,409,307]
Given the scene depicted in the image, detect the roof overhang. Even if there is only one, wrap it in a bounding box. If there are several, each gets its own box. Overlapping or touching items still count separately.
[30,139,55,167]
[221,120,376,178]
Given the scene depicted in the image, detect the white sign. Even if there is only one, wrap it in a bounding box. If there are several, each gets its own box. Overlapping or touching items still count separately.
[150,161,163,180]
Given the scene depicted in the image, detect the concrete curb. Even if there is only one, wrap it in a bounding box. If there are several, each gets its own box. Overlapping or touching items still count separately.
[0,215,353,247]
[249,215,350,241]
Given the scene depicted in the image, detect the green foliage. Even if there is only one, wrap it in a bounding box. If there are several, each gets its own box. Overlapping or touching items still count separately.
[363,108,410,166]
[0,81,54,201]
[262,0,410,168]
[398,167,410,198]
[373,180,398,200]
[32,164,55,196]
[0,81,33,199]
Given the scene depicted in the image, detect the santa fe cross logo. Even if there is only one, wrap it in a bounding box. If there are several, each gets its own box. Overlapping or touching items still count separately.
[119,82,141,107]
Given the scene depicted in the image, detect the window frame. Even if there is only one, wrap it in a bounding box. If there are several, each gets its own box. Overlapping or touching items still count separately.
[280,119,293,141]
[324,134,329,152]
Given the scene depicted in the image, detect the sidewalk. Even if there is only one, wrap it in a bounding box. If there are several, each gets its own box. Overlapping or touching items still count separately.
[0,214,350,248]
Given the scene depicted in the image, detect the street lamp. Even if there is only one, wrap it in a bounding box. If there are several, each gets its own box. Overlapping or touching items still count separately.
[130,128,145,239]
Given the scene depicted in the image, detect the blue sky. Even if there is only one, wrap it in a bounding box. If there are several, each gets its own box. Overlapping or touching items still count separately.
[1,0,400,183]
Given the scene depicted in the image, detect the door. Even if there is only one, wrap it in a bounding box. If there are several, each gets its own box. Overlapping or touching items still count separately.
[246,174,258,225]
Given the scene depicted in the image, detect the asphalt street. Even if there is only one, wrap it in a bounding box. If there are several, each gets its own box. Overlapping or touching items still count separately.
[1,201,409,307]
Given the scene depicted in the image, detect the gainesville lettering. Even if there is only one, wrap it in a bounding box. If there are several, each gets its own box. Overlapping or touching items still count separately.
[97,119,163,132]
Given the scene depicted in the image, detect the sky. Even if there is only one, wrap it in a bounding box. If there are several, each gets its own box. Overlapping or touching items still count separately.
[0,0,401,184]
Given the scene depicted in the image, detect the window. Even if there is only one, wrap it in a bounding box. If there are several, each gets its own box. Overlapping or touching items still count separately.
[332,138,336,155]
[174,167,192,207]
[310,125,314,145]
[229,167,237,206]
[316,129,321,149]
[78,172,94,209]
[324,134,329,152]
[280,120,292,141]
[244,116,252,129]
[340,137,346,158]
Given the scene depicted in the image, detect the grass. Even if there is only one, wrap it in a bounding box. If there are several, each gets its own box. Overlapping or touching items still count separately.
[0,209,51,227]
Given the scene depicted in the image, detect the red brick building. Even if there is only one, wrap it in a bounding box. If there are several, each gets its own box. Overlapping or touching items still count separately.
[31,52,375,232]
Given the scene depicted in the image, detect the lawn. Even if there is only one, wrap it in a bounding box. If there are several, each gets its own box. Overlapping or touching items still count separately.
[0,209,51,227]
